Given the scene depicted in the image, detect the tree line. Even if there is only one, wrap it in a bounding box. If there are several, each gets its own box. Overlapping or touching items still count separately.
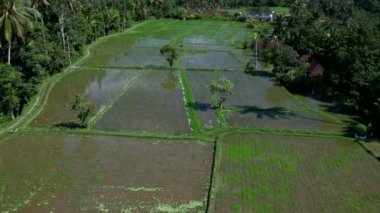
[261,0,380,134]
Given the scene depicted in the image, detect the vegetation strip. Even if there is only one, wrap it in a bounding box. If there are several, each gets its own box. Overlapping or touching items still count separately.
[357,141,380,161]
[204,127,347,139]
[205,138,218,213]
[179,69,203,133]
[22,127,214,143]
[284,90,344,124]
[88,70,145,127]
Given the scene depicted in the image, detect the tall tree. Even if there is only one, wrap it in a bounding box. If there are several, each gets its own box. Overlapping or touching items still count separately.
[0,0,40,65]
[0,63,22,119]
[209,77,234,109]
[68,94,93,128]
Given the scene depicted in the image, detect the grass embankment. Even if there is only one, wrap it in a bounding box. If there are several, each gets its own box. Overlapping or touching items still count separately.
[22,127,213,143]
[179,69,203,133]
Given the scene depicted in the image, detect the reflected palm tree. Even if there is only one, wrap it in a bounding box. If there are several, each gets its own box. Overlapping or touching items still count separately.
[161,71,179,91]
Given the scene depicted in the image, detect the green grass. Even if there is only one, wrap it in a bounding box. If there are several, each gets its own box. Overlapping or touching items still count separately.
[22,127,213,143]
[179,70,203,133]
[269,7,290,15]
[211,133,380,212]
[225,7,290,16]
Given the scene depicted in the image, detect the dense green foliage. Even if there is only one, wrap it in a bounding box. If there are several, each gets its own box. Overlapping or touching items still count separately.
[264,0,380,131]
[68,94,93,128]
[0,63,22,119]
[209,77,234,109]
[160,44,178,67]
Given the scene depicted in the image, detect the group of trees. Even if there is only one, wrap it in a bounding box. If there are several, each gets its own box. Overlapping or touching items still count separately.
[262,0,380,132]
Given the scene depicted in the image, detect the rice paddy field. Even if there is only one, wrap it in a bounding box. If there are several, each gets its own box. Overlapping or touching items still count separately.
[1,19,379,212]
[211,133,380,213]
[0,133,213,212]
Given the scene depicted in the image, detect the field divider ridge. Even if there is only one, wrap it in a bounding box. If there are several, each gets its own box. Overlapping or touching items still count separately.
[283,89,345,124]
[88,70,145,128]
[204,127,347,139]
[206,137,219,213]
[179,69,203,133]
[21,127,214,143]
[77,65,246,72]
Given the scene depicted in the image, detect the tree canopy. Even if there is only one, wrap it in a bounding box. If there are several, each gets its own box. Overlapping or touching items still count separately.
[209,77,234,109]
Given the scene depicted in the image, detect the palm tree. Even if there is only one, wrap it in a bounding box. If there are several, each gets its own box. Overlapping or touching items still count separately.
[273,14,289,40]
[0,0,40,65]
[30,0,50,8]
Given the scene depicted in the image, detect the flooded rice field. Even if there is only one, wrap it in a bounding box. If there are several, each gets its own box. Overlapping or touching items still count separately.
[0,133,213,212]
[32,69,141,128]
[1,19,374,212]
[93,71,190,134]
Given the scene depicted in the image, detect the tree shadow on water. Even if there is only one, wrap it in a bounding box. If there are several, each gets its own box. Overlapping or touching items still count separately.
[235,105,346,128]
[244,70,274,79]
[236,105,295,119]
[188,101,214,112]
[52,121,84,129]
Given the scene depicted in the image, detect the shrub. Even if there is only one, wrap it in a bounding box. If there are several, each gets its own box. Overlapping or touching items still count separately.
[355,123,368,136]
[160,44,178,67]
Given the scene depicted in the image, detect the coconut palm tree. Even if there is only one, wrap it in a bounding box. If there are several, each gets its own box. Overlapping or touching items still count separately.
[30,0,50,8]
[0,0,40,65]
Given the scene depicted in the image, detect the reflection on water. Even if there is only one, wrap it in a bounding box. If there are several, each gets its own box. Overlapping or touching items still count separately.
[182,36,218,45]
[0,133,212,212]
[180,52,242,70]
[84,70,138,109]
[32,69,139,127]
[161,71,179,91]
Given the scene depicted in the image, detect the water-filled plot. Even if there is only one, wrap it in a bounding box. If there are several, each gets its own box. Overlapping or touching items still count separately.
[93,71,190,134]
[220,71,302,109]
[212,133,380,212]
[0,133,213,212]
[187,71,301,110]
[179,35,234,52]
[79,34,142,67]
[225,110,346,133]
[186,71,218,128]
[180,51,243,70]
[31,68,141,127]
[133,38,171,48]
[110,46,170,68]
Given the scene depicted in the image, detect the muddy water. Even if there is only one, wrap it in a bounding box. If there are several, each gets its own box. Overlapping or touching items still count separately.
[0,133,213,212]
[93,71,190,134]
[31,69,140,127]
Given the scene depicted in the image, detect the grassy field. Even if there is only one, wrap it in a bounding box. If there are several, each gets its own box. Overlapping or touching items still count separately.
[211,133,380,212]
[269,7,290,14]
[225,7,290,15]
